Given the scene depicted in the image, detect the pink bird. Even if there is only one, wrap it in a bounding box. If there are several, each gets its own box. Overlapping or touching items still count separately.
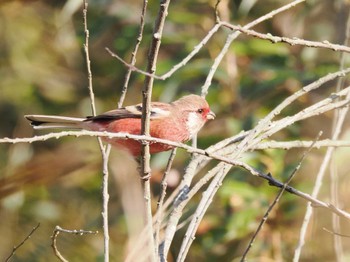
[25,95,215,156]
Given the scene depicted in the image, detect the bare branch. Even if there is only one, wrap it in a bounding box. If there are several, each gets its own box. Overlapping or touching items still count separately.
[323,227,350,238]
[201,0,307,95]
[51,225,98,262]
[241,132,322,261]
[83,0,97,117]
[82,2,111,261]
[106,23,222,81]
[253,139,350,150]
[221,22,350,53]
[139,0,172,260]
[5,223,40,262]
[329,10,350,261]
[155,148,177,257]
[117,0,148,108]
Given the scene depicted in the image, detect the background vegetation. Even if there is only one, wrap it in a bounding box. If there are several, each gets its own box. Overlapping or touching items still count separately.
[1,0,350,261]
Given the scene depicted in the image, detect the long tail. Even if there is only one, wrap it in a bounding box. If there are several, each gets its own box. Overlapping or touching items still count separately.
[25,115,86,130]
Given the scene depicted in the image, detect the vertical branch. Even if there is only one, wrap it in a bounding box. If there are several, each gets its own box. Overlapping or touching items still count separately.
[117,0,149,108]
[83,1,111,261]
[293,8,350,262]
[154,148,177,255]
[330,7,350,261]
[83,0,97,116]
[100,146,111,262]
[140,0,171,260]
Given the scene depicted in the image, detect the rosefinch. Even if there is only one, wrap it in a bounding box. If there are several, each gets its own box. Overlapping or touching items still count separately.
[25,95,215,155]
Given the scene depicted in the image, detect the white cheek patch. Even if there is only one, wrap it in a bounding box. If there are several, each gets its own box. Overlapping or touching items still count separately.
[186,112,204,138]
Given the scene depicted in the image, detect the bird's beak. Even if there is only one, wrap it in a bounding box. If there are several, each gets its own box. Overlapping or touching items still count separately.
[206,111,216,120]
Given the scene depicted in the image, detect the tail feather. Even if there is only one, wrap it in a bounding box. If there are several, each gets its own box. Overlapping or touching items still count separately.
[25,115,85,130]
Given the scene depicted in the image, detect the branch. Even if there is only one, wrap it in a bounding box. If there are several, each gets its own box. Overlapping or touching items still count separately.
[221,22,350,53]
[323,227,350,238]
[253,139,350,150]
[201,0,307,95]
[51,225,98,262]
[139,0,172,260]
[5,223,40,262]
[82,2,111,261]
[294,18,350,262]
[241,132,322,261]
[105,22,222,81]
[154,148,177,256]
[223,68,350,156]
[117,0,148,108]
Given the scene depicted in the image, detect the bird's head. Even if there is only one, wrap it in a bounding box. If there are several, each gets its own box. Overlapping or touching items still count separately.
[172,94,215,138]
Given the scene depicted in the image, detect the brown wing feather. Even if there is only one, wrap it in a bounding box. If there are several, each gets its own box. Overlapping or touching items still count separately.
[85,108,141,122]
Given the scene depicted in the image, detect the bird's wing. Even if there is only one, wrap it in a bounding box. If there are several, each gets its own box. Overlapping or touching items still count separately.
[85,102,171,122]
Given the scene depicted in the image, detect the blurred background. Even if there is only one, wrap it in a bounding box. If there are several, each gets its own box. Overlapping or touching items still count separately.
[1,0,350,261]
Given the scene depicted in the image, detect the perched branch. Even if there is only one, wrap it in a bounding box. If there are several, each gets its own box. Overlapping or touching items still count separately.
[139,0,172,260]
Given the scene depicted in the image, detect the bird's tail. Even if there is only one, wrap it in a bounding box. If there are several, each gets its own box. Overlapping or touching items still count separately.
[25,115,86,130]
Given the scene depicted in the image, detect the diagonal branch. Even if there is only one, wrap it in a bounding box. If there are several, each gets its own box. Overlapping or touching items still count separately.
[5,223,40,262]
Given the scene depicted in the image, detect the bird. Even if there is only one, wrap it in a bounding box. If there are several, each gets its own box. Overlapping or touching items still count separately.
[25,94,215,156]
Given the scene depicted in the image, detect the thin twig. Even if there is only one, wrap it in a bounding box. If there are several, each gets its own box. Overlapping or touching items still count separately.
[82,2,111,261]
[106,22,222,81]
[5,223,40,262]
[117,0,148,108]
[201,0,306,95]
[51,225,98,262]
[221,22,350,54]
[236,68,350,155]
[329,7,350,261]
[256,88,350,142]
[241,132,322,261]
[253,139,350,150]
[155,148,177,256]
[106,48,157,79]
[294,25,350,262]
[83,0,97,117]
[175,163,232,262]
[323,227,350,238]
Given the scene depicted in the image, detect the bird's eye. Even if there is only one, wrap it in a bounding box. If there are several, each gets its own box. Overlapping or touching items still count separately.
[197,108,204,114]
